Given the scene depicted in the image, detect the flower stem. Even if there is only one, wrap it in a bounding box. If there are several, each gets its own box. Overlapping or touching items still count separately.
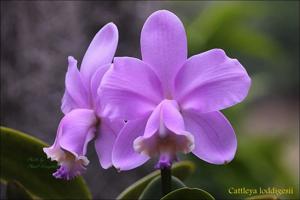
[161,167,171,196]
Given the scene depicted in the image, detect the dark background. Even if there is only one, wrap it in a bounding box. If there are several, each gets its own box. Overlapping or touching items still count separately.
[1,1,299,199]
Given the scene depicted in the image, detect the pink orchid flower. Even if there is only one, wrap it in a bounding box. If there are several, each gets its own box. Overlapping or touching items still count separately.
[43,23,123,179]
[99,10,251,171]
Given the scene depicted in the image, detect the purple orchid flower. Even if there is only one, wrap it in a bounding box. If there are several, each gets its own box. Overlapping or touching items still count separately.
[99,10,251,171]
[43,23,122,180]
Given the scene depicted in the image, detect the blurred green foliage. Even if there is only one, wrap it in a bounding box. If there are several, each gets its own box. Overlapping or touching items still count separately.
[187,2,281,60]
[184,136,298,199]
[184,2,298,200]
[187,1,299,98]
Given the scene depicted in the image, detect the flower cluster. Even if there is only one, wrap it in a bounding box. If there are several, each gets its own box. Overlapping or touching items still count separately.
[44,10,251,179]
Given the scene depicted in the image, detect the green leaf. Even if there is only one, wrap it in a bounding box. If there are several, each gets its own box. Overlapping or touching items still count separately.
[246,194,279,200]
[161,187,215,200]
[6,180,38,200]
[117,161,195,200]
[0,126,92,199]
[139,176,185,200]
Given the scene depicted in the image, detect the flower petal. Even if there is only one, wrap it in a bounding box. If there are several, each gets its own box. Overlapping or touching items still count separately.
[61,91,76,114]
[141,10,187,94]
[90,64,110,114]
[61,56,90,114]
[58,109,97,157]
[43,109,97,179]
[182,110,237,164]
[80,23,118,83]
[160,100,186,136]
[143,100,187,139]
[94,118,124,169]
[112,117,149,171]
[175,49,251,113]
[99,57,163,120]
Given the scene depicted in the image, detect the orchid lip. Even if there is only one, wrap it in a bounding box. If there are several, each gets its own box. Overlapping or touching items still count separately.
[133,100,195,163]
[134,126,194,169]
[43,146,89,180]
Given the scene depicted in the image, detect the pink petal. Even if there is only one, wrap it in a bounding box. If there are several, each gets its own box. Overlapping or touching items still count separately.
[182,110,237,164]
[143,100,186,139]
[80,23,118,83]
[141,10,187,95]
[112,117,149,171]
[99,57,163,120]
[90,64,110,113]
[61,56,90,114]
[175,49,251,113]
[95,118,124,169]
[58,109,97,157]
[161,100,186,136]
[61,91,76,114]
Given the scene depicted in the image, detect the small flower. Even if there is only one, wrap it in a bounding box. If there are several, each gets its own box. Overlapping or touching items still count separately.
[99,10,251,170]
[43,23,123,179]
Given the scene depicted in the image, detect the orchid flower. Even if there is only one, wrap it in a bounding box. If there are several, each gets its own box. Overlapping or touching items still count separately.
[43,23,122,180]
[99,10,251,171]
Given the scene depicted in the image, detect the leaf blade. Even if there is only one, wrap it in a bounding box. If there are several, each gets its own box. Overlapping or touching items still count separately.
[0,126,92,199]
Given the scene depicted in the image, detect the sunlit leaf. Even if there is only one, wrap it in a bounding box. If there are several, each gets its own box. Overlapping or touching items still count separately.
[0,126,92,199]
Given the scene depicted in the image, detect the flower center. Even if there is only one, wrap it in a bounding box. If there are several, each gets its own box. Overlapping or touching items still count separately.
[45,147,89,180]
[53,151,89,180]
[133,99,194,167]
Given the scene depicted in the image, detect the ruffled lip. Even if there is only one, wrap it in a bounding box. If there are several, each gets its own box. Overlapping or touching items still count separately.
[133,129,194,158]
[43,146,89,180]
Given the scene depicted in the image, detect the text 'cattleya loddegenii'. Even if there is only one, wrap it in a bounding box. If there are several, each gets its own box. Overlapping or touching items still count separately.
[99,10,251,170]
[43,23,123,179]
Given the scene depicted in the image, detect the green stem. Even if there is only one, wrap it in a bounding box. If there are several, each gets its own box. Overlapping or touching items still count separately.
[161,167,171,196]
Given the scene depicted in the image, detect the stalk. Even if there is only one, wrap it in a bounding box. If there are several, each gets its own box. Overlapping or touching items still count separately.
[161,167,171,196]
